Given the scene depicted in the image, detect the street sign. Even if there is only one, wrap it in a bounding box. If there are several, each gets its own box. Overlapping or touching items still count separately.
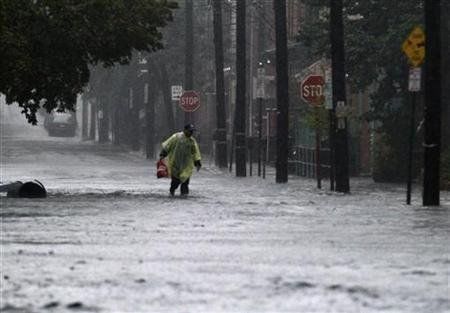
[300,75,325,105]
[408,67,422,92]
[171,85,183,101]
[402,26,425,67]
[179,90,200,112]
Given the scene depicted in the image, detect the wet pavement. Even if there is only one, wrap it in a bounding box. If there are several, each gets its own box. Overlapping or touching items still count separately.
[1,129,449,313]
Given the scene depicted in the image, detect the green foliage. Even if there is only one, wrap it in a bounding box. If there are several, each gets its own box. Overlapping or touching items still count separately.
[305,105,328,131]
[0,0,177,124]
[372,131,418,183]
[298,0,424,182]
[345,1,422,91]
[299,0,422,93]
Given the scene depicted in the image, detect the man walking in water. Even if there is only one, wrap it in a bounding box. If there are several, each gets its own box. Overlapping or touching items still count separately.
[159,124,202,196]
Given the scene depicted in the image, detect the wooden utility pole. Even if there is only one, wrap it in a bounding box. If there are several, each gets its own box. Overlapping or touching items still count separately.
[213,0,228,168]
[274,0,289,183]
[235,0,247,177]
[442,1,450,153]
[184,0,194,125]
[257,1,266,177]
[423,0,442,206]
[330,0,350,193]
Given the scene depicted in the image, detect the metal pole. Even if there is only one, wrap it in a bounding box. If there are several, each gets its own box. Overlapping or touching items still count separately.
[229,122,235,172]
[406,91,416,205]
[249,143,253,176]
[263,110,270,179]
[329,110,335,191]
[316,129,322,189]
[258,97,262,176]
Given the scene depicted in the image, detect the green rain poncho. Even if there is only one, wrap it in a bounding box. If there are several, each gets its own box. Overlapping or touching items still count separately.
[162,132,201,183]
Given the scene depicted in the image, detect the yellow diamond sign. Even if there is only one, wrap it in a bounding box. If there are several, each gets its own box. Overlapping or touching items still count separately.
[402,26,425,67]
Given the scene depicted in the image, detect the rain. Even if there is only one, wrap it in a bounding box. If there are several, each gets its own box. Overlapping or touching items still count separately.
[1,1,449,312]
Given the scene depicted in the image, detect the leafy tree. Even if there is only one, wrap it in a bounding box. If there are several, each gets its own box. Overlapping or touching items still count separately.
[300,0,422,91]
[0,0,177,124]
[299,0,425,181]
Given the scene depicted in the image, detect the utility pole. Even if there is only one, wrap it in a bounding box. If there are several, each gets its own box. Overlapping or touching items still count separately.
[235,0,247,177]
[442,1,450,153]
[257,1,266,177]
[185,0,194,125]
[330,0,350,193]
[212,0,228,168]
[274,0,289,183]
[423,0,441,206]
[248,2,255,176]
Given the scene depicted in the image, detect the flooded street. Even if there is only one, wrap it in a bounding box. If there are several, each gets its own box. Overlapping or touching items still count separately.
[1,129,449,313]
[1,0,449,311]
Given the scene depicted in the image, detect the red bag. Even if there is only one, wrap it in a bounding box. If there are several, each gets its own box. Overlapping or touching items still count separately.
[156,159,169,178]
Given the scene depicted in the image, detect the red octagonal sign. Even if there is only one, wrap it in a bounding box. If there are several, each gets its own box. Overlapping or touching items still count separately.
[300,75,325,105]
[179,90,200,112]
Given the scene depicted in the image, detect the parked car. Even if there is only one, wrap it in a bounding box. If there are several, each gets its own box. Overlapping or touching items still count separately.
[44,112,77,137]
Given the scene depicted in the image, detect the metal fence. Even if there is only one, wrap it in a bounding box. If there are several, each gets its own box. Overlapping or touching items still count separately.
[288,145,331,178]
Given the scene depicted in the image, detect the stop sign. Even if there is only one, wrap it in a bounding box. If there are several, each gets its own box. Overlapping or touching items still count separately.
[179,90,200,112]
[300,75,325,105]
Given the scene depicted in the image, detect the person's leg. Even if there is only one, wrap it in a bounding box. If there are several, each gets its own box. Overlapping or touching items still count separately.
[170,177,181,196]
[180,178,190,195]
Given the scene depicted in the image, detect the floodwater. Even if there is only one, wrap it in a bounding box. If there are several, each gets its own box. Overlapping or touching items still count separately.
[1,122,449,313]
